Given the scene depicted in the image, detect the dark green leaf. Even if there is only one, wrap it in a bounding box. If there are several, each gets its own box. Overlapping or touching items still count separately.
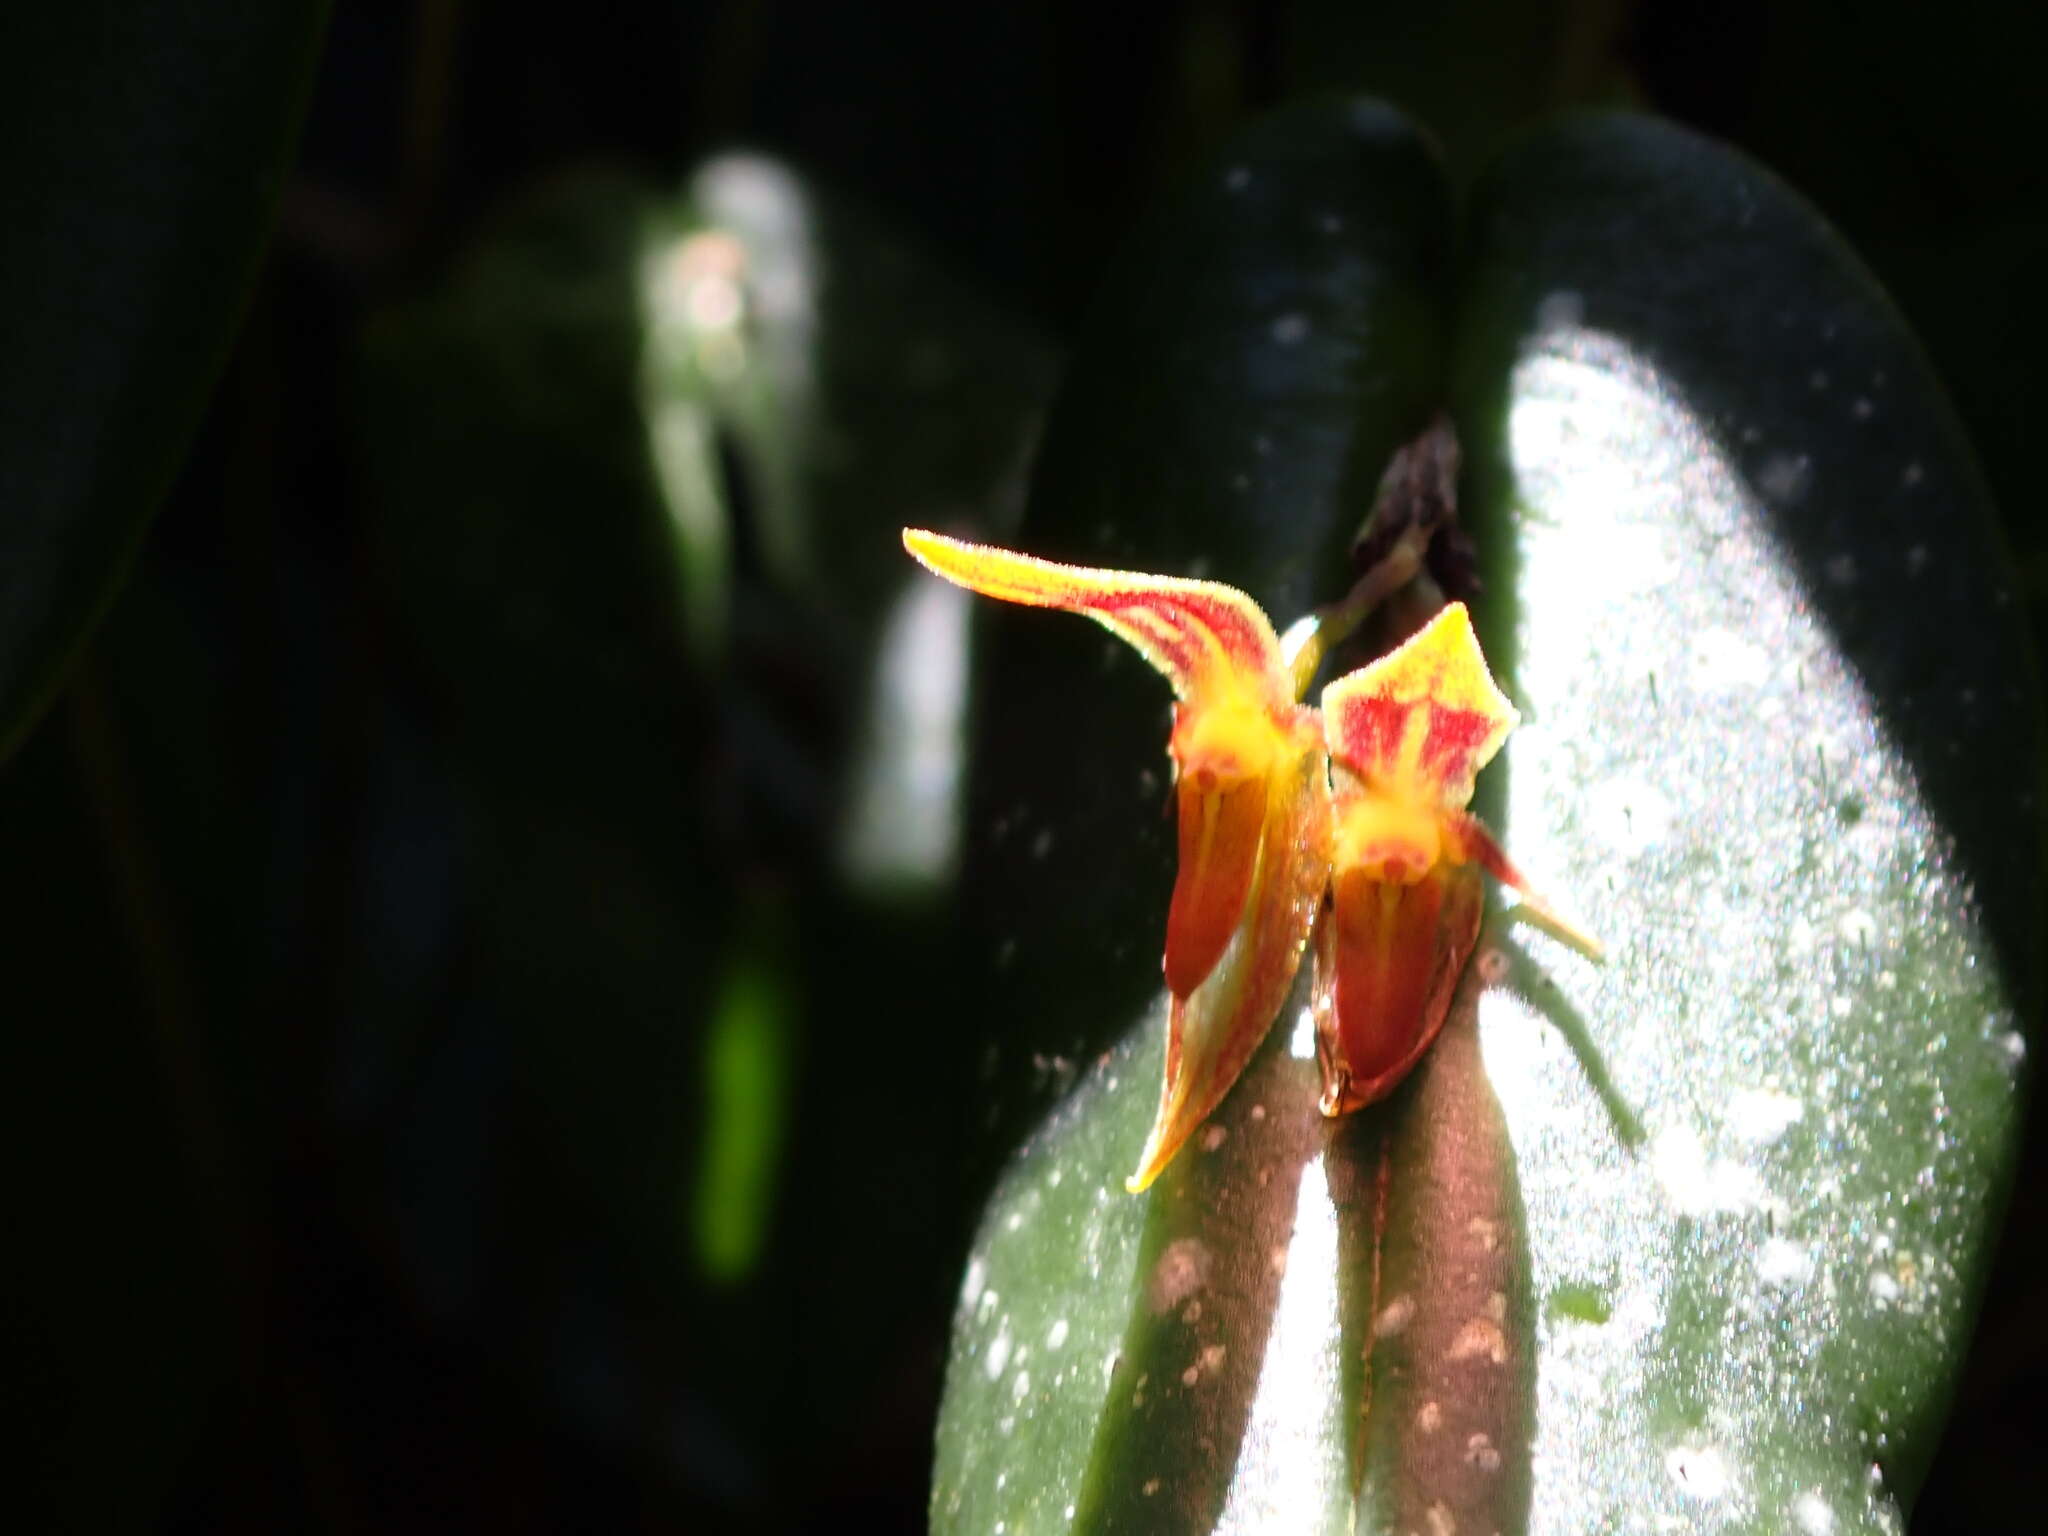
[936,98,1460,1534]
[935,106,2036,1536]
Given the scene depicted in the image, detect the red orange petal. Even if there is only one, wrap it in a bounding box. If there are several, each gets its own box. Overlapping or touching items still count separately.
[1312,861,1483,1116]
[1165,771,1270,997]
[1126,715,1327,1191]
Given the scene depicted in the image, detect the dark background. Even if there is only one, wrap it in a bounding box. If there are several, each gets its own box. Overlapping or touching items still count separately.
[6,2,2043,1531]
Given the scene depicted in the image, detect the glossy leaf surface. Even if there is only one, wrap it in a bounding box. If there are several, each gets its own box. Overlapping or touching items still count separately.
[935,105,2036,1536]
[1448,112,2036,1531]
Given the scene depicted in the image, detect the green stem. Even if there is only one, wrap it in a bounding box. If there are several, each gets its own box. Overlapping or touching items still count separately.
[1282,519,1438,700]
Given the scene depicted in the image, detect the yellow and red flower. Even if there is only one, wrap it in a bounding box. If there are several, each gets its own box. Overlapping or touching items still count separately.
[1313,602,1598,1113]
[902,529,1594,1189]
[902,529,1329,1189]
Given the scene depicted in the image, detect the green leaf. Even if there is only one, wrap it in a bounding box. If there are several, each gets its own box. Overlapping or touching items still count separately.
[0,4,330,761]
[1448,111,2037,1530]
[935,105,2036,1535]
[362,160,1051,883]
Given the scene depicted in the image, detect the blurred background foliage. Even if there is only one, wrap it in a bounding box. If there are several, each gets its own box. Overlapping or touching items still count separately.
[2,1,2043,1531]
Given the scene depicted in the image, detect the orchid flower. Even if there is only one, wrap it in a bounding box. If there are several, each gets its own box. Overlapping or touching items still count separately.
[901,529,1596,1191]
[1313,602,1599,1115]
[902,529,1328,1189]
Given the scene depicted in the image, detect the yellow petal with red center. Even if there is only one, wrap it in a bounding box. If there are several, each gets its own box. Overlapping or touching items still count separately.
[1320,601,1517,810]
[901,528,1289,702]
[1313,859,1483,1116]
[1126,713,1327,1191]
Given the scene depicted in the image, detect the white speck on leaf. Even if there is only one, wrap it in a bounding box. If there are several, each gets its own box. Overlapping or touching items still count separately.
[1759,452,1812,503]
[1373,1294,1415,1337]
[1653,1127,1771,1216]
[1465,1432,1502,1472]
[1794,1490,1837,1534]
[984,1329,1011,1379]
[1691,627,1771,691]
[1666,1444,1734,1500]
[1447,1318,1507,1365]
[1758,1237,1815,1288]
[1536,289,1585,331]
[1148,1238,1212,1314]
[1727,1087,1804,1144]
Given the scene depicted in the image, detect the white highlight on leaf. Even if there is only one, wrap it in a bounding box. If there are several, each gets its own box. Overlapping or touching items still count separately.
[1652,1127,1770,1217]
[1212,1155,1346,1534]
[1727,1087,1804,1144]
[1665,1444,1734,1501]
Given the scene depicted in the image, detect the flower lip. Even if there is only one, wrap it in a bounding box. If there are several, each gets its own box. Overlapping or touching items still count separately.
[1331,787,1441,884]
